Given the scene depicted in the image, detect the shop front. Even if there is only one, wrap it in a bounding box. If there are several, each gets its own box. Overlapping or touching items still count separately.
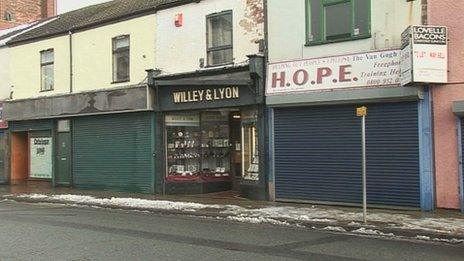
[266,50,434,210]
[149,59,267,199]
[8,119,54,184]
[3,85,156,192]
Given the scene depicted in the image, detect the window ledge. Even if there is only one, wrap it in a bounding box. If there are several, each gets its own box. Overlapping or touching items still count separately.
[111,79,130,84]
[305,34,371,47]
[40,89,54,93]
[204,62,234,68]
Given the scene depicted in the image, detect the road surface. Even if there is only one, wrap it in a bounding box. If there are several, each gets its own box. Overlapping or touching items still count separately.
[0,200,462,261]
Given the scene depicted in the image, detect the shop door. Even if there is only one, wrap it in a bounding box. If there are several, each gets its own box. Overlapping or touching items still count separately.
[56,132,72,186]
[0,132,5,184]
[273,102,420,208]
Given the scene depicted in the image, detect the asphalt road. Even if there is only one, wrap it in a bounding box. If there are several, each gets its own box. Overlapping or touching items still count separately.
[0,200,462,261]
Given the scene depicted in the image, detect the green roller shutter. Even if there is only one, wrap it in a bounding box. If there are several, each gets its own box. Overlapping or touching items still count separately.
[72,112,154,193]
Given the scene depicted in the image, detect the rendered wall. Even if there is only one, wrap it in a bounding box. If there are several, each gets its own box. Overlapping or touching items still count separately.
[72,14,156,92]
[267,0,422,63]
[428,0,464,209]
[0,47,11,100]
[156,0,264,74]
[9,14,156,100]
[10,35,70,100]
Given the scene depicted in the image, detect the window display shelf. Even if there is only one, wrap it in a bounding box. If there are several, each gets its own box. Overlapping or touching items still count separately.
[166,111,232,184]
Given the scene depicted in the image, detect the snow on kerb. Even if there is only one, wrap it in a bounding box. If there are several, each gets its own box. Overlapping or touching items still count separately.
[10,193,464,239]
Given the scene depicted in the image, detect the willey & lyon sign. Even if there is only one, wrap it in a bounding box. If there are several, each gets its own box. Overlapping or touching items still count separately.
[266,49,402,95]
[173,87,240,104]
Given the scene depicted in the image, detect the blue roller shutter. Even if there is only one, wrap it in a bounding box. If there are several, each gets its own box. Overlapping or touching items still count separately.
[72,112,154,193]
[274,102,420,208]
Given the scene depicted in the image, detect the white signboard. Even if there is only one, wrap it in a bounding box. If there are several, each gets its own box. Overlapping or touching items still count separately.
[401,25,448,85]
[30,137,53,179]
[400,27,413,86]
[266,49,401,95]
[412,26,448,83]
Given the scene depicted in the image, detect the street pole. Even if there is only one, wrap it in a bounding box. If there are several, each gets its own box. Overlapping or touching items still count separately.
[357,106,367,224]
[362,114,367,224]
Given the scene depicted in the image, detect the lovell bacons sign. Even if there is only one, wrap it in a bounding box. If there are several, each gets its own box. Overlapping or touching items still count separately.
[266,49,401,95]
[401,25,448,86]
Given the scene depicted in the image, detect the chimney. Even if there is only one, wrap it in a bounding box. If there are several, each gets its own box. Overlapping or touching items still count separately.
[41,0,56,18]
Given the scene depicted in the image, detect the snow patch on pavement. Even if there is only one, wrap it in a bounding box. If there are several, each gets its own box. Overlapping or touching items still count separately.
[415,235,431,240]
[352,228,395,237]
[220,205,464,236]
[322,226,347,232]
[14,193,222,212]
[226,216,292,226]
[9,193,464,238]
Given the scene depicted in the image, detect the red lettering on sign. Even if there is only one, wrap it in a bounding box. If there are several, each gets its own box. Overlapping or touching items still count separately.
[293,69,309,86]
[272,72,286,88]
[316,67,332,84]
[339,65,352,82]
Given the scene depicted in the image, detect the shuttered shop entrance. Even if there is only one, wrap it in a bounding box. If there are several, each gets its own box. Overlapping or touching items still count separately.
[72,112,154,193]
[273,102,420,208]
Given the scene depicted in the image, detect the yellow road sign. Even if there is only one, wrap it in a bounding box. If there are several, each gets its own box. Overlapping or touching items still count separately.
[357,106,367,117]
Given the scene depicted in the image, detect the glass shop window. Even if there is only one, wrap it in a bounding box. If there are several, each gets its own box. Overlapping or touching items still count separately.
[242,123,259,181]
[165,112,232,182]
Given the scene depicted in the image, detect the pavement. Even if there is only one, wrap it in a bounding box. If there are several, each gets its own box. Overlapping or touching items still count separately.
[0,183,463,245]
[0,200,463,261]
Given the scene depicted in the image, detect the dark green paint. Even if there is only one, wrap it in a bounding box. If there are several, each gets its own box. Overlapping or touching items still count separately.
[305,0,371,46]
[10,120,53,132]
[55,132,72,186]
[72,112,155,193]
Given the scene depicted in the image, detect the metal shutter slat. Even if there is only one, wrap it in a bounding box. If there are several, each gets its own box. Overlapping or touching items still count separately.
[274,102,420,208]
[72,112,153,193]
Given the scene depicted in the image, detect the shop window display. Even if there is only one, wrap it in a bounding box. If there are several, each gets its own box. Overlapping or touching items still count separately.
[166,112,232,182]
[242,123,259,181]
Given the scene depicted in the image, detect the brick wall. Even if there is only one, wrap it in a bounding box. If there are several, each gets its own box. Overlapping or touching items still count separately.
[0,0,56,30]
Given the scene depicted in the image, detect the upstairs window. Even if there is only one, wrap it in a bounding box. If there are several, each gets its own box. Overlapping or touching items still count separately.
[206,10,233,66]
[306,0,370,45]
[40,49,54,91]
[112,35,130,83]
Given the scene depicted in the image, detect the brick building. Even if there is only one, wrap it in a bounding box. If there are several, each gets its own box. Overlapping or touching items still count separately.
[0,0,56,30]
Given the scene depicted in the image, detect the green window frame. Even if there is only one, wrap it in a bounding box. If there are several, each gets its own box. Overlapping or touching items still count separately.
[305,0,371,45]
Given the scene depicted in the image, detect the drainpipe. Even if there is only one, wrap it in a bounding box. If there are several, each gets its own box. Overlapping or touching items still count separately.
[68,30,73,93]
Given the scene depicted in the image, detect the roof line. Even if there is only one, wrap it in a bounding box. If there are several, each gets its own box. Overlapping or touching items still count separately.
[8,0,202,46]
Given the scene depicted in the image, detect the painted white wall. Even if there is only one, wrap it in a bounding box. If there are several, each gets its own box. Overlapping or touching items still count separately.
[10,14,156,100]
[156,0,264,75]
[0,47,11,100]
[267,0,422,63]
[10,35,71,100]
